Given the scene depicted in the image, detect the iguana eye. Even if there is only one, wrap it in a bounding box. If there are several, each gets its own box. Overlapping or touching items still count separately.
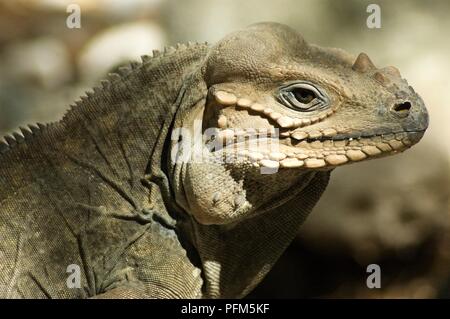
[278,82,328,112]
[292,87,316,104]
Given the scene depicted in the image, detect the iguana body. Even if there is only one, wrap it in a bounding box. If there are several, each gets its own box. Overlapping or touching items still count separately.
[0,23,428,298]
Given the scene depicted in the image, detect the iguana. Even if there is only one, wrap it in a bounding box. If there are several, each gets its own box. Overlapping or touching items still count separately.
[0,22,428,298]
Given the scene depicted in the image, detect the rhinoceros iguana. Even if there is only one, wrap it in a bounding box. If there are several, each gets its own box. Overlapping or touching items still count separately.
[0,22,428,298]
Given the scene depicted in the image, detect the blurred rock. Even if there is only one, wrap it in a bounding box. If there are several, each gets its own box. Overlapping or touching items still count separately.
[10,0,163,17]
[78,21,166,82]
[301,148,449,263]
[2,37,72,89]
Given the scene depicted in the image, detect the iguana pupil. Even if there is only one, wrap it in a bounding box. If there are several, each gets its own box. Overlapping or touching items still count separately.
[277,82,327,112]
[293,87,316,104]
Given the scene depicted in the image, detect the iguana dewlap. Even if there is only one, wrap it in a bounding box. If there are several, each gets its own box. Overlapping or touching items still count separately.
[0,22,428,298]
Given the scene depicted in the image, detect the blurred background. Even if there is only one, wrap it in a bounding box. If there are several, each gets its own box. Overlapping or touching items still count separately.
[0,0,448,298]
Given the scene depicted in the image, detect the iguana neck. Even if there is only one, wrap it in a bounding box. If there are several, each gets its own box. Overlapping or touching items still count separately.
[178,170,330,298]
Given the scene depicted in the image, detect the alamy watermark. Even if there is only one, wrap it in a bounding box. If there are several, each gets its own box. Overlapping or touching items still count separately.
[66,264,81,289]
[366,264,381,289]
[66,4,81,29]
[170,120,281,168]
[366,4,381,29]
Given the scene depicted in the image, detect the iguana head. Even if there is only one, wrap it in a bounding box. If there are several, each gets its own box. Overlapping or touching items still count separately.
[170,22,428,225]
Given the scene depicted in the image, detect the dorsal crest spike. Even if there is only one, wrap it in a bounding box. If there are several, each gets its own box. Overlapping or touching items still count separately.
[152,49,161,57]
[129,61,140,69]
[352,52,376,73]
[28,124,40,134]
[4,135,16,146]
[100,80,110,88]
[164,46,176,54]
[93,86,102,93]
[13,132,24,143]
[108,73,121,81]
[20,127,33,138]
[118,66,131,76]
[141,54,151,62]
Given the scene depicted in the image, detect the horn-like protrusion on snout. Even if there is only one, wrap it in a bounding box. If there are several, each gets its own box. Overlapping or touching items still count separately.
[381,66,402,79]
[352,52,376,73]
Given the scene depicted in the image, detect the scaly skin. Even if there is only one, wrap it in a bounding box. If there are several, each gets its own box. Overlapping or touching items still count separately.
[0,22,428,298]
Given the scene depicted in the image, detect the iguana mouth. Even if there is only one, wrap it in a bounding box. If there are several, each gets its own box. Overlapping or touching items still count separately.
[309,129,426,142]
[208,127,422,169]
[206,89,425,169]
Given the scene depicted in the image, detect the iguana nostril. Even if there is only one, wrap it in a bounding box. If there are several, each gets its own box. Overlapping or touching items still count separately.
[392,101,411,116]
